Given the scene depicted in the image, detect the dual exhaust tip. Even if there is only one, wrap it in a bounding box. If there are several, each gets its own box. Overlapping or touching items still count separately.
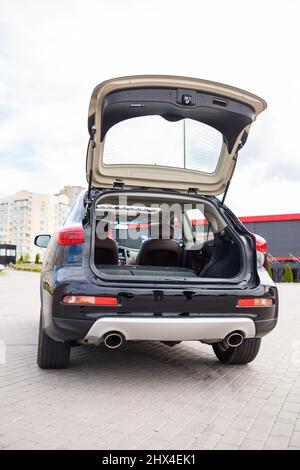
[223,331,244,348]
[103,332,124,349]
[102,330,244,350]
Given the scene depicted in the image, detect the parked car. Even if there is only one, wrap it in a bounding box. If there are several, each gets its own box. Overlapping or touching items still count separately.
[35,75,278,369]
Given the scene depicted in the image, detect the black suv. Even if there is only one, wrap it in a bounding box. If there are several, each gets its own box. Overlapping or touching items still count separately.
[35,75,278,369]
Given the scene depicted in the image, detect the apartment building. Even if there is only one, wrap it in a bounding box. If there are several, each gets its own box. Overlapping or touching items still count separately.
[0,189,74,261]
[58,186,85,209]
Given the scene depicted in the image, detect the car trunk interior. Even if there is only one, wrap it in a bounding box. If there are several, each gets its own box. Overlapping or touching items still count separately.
[90,192,243,283]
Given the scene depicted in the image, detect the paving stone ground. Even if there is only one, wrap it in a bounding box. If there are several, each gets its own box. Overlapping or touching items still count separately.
[0,270,300,450]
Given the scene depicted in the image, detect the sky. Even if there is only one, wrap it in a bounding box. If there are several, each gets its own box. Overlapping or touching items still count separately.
[0,0,299,216]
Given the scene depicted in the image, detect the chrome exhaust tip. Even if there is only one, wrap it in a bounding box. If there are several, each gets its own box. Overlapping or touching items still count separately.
[224,331,244,348]
[103,332,124,349]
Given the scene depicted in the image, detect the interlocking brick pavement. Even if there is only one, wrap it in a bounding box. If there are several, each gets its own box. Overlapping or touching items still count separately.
[0,270,300,450]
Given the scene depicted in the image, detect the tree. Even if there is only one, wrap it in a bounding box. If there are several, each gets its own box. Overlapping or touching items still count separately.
[283,263,293,283]
[35,253,41,264]
[23,253,31,264]
[17,255,23,264]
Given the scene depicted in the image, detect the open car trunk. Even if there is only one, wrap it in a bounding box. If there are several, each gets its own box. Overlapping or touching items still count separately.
[89,191,252,285]
[85,76,264,286]
[86,75,266,195]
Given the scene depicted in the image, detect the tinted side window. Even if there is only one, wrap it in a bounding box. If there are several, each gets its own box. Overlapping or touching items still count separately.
[64,191,86,225]
[185,208,214,243]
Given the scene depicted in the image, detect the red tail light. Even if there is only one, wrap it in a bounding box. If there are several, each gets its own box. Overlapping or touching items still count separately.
[252,233,267,253]
[62,295,118,306]
[237,298,273,307]
[56,225,84,245]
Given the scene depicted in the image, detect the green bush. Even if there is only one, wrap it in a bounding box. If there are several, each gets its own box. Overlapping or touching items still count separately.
[11,264,41,273]
[17,255,23,264]
[283,263,293,282]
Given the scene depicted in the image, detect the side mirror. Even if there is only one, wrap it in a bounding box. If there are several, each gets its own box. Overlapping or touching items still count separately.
[34,234,51,248]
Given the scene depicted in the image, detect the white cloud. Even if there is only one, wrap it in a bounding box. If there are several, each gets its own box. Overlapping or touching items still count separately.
[0,0,299,214]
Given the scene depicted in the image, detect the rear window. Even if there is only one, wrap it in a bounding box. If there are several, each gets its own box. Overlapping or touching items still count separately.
[103,116,223,174]
[185,208,215,243]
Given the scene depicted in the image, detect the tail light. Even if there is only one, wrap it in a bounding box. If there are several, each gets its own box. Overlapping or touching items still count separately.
[56,225,84,245]
[62,295,118,306]
[237,298,273,307]
[252,233,268,269]
[253,233,267,253]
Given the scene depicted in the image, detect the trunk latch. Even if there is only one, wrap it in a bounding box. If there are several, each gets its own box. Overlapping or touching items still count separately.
[188,187,198,194]
[113,179,124,189]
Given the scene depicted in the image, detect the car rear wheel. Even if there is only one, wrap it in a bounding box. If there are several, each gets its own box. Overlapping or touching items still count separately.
[37,313,71,369]
[212,338,261,364]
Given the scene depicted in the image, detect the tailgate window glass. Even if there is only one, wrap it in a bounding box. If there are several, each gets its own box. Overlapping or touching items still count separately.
[103,116,223,174]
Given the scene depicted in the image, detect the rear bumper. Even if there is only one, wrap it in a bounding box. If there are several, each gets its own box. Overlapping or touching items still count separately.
[41,266,278,342]
[82,316,256,344]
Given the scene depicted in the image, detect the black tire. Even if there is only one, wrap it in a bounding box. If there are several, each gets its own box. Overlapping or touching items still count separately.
[212,338,261,364]
[37,314,71,369]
